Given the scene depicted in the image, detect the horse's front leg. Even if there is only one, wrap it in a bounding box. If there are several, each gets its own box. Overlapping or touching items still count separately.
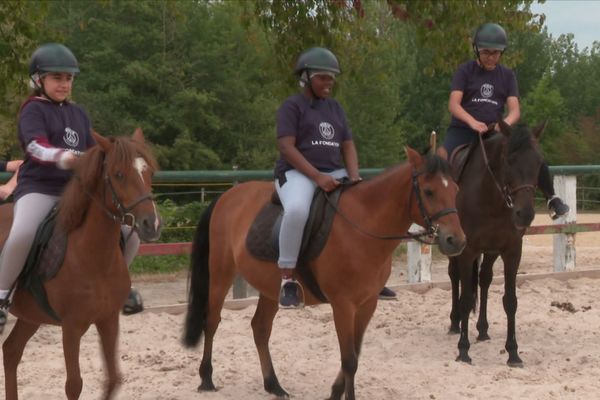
[328,295,378,399]
[328,301,360,400]
[62,322,89,399]
[251,294,288,398]
[3,318,40,400]
[501,247,523,367]
[95,312,122,399]
[456,255,476,364]
[476,254,499,341]
[448,257,460,334]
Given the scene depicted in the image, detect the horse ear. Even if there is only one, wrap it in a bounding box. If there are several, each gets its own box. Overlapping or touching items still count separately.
[405,146,424,169]
[498,120,512,138]
[92,130,111,152]
[531,120,547,140]
[133,127,145,143]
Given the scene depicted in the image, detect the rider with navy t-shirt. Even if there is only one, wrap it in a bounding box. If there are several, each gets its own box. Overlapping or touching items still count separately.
[0,44,143,334]
[274,48,360,308]
[275,47,397,308]
[441,23,569,220]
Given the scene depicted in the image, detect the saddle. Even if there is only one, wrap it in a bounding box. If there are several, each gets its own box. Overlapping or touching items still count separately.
[15,207,126,321]
[449,142,478,183]
[246,185,345,263]
[17,207,66,321]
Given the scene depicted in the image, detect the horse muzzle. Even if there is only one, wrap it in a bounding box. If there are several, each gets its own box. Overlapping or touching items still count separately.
[437,229,467,257]
[136,213,162,242]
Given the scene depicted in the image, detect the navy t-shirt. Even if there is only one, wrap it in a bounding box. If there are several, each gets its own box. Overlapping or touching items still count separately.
[274,94,352,178]
[15,98,95,200]
[449,60,519,129]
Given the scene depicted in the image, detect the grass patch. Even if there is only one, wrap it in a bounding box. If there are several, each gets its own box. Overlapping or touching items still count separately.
[130,254,190,275]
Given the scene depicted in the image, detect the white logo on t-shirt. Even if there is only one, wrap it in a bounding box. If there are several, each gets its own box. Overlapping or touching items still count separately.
[63,127,80,147]
[319,122,335,140]
[480,83,494,98]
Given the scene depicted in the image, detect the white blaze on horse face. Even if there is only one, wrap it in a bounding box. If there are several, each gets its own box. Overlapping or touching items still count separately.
[441,176,449,188]
[133,157,148,183]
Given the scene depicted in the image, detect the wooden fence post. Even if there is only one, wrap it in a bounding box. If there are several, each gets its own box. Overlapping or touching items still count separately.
[407,224,432,283]
[553,175,577,272]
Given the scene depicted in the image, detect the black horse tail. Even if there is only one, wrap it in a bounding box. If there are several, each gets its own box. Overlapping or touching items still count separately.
[183,197,219,348]
[471,258,479,314]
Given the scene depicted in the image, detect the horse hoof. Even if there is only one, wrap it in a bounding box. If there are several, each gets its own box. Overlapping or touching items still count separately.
[477,333,491,341]
[198,381,217,391]
[507,358,524,368]
[455,354,472,364]
[447,327,460,335]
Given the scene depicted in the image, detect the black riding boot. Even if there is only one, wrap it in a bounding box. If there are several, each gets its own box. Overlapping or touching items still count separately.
[538,162,570,219]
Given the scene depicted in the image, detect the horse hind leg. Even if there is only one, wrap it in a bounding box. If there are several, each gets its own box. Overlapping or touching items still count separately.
[251,294,289,398]
[95,312,122,399]
[197,277,234,392]
[3,318,40,400]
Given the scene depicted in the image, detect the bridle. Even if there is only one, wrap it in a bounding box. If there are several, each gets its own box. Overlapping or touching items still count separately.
[478,133,536,209]
[324,167,458,244]
[82,159,155,232]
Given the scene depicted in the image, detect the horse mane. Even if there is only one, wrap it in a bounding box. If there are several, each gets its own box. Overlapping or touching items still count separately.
[423,153,451,177]
[506,122,534,157]
[58,135,158,233]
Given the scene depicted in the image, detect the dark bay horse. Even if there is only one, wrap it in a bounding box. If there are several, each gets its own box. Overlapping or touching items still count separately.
[2,129,161,399]
[184,147,466,400]
[448,120,545,366]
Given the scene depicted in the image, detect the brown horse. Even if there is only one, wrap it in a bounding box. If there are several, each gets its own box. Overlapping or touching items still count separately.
[447,121,545,366]
[1,129,161,399]
[184,147,466,399]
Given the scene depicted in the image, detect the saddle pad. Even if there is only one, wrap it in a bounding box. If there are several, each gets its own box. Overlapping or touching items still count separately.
[246,187,343,263]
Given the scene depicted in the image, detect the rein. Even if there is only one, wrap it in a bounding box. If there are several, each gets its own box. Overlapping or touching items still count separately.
[324,168,457,244]
[478,133,536,209]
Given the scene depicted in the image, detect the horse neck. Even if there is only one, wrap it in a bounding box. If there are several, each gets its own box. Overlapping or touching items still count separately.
[72,191,123,262]
[468,134,507,206]
[343,163,414,248]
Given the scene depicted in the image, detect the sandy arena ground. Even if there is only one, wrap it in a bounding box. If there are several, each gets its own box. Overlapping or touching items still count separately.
[2,213,600,399]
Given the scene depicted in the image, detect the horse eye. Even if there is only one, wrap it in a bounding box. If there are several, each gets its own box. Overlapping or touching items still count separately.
[115,171,124,180]
[424,189,434,197]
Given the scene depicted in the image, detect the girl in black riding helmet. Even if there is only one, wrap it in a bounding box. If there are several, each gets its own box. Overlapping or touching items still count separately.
[275,47,396,309]
[440,22,569,220]
[0,43,142,334]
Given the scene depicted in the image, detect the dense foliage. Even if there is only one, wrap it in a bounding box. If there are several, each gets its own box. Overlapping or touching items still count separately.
[0,0,598,184]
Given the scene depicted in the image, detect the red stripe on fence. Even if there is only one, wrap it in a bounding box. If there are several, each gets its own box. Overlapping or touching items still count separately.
[138,223,600,257]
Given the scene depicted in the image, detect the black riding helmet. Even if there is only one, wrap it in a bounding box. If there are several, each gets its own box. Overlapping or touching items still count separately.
[294,47,341,76]
[295,47,340,100]
[472,23,508,55]
[29,43,80,76]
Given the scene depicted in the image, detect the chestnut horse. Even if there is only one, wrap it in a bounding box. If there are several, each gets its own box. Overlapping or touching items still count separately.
[184,147,466,399]
[1,129,161,399]
[447,121,545,366]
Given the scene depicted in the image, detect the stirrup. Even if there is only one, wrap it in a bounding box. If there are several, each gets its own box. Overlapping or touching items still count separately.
[279,279,305,309]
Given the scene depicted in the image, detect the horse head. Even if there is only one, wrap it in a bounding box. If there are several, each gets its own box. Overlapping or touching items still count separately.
[497,120,545,229]
[405,146,466,256]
